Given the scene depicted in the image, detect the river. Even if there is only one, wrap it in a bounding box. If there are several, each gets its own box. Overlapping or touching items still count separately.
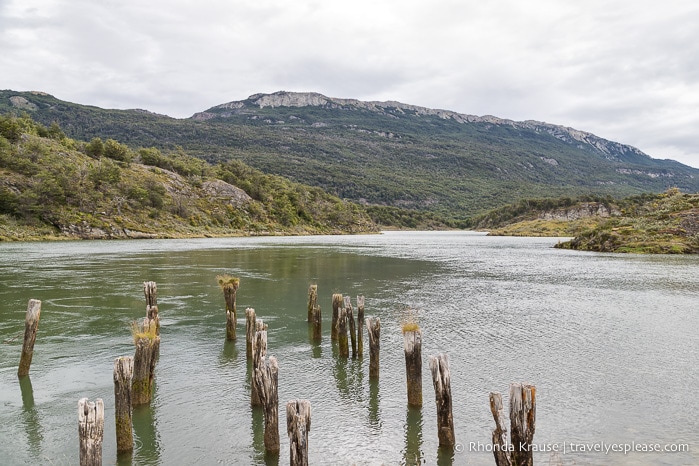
[0,231,697,465]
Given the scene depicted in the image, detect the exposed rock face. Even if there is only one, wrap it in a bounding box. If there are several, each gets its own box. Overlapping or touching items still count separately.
[202,179,252,207]
[60,222,157,239]
[10,96,38,110]
[200,91,653,164]
[538,202,620,221]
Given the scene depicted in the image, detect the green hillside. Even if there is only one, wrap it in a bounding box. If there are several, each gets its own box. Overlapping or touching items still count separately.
[0,114,377,240]
[3,90,698,225]
[466,189,699,253]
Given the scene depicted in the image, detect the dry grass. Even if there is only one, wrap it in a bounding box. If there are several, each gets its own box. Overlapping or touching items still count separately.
[130,319,158,344]
[399,305,420,333]
[216,274,240,290]
[401,321,420,333]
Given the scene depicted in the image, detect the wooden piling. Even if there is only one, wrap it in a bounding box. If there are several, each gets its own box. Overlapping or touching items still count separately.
[403,327,422,406]
[311,304,323,341]
[357,296,365,358]
[509,383,536,466]
[246,308,256,360]
[143,281,159,335]
[429,353,455,447]
[331,293,343,340]
[113,356,134,453]
[366,317,380,378]
[78,397,104,466]
[253,330,279,454]
[217,275,240,341]
[287,400,312,466]
[311,304,321,341]
[344,296,357,358]
[251,321,267,407]
[307,285,317,322]
[131,319,160,406]
[18,299,41,377]
[489,392,511,466]
[337,305,349,358]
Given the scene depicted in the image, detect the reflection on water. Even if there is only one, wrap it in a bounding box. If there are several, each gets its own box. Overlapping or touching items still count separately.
[436,443,455,466]
[250,406,266,464]
[219,339,238,365]
[132,393,161,465]
[368,377,381,430]
[19,376,42,460]
[310,339,322,359]
[403,405,424,465]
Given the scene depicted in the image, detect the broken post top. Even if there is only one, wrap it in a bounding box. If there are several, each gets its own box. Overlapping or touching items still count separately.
[25,299,42,323]
[143,281,157,306]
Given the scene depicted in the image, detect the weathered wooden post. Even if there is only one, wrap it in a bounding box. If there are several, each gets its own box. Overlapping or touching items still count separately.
[489,392,511,466]
[287,400,312,466]
[253,330,279,454]
[113,356,134,453]
[357,296,365,358]
[337,305,349,358]
[366,317,380,378]
[143,281,159,334]
[311,304,321,341]
[18,299,41,377]
[131,319,160,406]
[251,320,267,407]
[331,293,343,340]
[510,383,536,466]
[307,285,317,322]
[78,397,104,466]
[429,353,455,447]
[403,325,422,406]
[246,308,256,359]
[217,275,240,341]
[344,296,357,358]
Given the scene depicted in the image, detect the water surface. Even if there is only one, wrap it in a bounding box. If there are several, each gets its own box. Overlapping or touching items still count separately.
[1,232,697,465]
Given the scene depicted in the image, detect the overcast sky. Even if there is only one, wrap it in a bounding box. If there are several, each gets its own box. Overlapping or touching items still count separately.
[2,0,698,167]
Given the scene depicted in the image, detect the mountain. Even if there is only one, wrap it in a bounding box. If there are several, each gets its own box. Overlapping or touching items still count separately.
[2,90,698,223]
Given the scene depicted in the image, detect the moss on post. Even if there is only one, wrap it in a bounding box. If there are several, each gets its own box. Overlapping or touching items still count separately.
[337,305,349,358]
[131,319,160,406]
[113,356,134,453]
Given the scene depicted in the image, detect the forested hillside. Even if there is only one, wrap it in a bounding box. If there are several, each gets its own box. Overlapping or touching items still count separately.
[0,114,377,240]
[3,90,698,225]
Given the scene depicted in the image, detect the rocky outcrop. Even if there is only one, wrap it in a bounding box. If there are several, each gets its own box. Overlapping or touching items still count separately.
[201,179,251,207]
[10,96,38,111]
[538,202,620,221]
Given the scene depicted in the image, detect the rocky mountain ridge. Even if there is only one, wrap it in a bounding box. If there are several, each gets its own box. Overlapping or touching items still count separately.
[195,91,653,164]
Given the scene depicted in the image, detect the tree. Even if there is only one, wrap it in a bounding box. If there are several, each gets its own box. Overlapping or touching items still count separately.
[85,137,104,158]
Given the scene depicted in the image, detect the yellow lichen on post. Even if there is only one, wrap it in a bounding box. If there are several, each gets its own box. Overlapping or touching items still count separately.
[217,275,240,341]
